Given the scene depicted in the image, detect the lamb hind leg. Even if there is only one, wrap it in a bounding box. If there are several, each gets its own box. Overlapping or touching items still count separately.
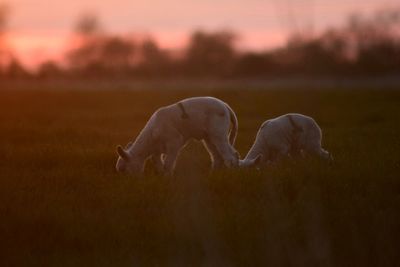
[151,153,165,174]
[304,142,332,161]
[163,153,179,176]
[206,113,238,168]
[317,148,333,162]
[203,139,224,169]
[208,136,238,168]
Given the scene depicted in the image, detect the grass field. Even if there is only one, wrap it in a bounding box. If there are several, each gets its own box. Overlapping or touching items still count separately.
[0,87,399,266]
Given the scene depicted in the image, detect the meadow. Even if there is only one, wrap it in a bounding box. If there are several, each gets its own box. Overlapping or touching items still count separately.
[0,87,399,266]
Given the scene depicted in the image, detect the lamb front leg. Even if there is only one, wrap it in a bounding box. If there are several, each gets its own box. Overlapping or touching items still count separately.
[163,151,179,176]
[151,153,165,175]
[162,135,185,176]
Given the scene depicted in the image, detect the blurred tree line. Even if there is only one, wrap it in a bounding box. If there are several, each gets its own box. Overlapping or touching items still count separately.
[1,7,400,81]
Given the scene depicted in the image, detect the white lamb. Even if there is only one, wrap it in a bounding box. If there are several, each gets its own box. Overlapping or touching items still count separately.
[239,113,332,167]
[116,97,239,175]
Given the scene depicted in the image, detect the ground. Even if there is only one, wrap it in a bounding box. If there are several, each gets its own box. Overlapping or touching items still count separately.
[0,87,399,266]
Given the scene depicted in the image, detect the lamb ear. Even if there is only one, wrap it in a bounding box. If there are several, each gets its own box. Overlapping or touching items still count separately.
[117,145,130,160]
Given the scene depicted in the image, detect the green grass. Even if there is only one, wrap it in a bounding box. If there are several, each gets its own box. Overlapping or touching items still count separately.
[0,88,399,266]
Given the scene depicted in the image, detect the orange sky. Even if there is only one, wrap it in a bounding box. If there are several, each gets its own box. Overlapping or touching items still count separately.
[4,0,399,69]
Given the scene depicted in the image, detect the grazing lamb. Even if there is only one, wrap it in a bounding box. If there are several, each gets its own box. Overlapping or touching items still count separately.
[239,113,332,167]
[116,97,239,175]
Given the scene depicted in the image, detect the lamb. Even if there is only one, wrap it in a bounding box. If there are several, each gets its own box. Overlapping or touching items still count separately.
[239,113,332,167]
[116,97,239,175]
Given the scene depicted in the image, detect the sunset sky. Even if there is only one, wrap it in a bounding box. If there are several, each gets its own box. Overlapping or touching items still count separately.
[4,0,399,68]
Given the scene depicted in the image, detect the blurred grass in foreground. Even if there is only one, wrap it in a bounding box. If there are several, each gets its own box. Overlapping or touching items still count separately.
[0,88,399,266]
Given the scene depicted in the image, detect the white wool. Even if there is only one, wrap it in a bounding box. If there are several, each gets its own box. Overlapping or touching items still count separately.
[116,97,239,175]
[240,113,332,167]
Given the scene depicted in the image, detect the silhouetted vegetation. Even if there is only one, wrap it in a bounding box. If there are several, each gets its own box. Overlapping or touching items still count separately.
[1,7,400,81]
[183,31,237,77]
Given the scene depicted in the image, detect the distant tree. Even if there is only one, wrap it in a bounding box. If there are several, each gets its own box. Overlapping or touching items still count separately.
[346,8,400,74]
[66,12,103,71]
[74,12,101,37]
[136,38,171,77]
[287,38,344,74]
[66,13,137,77]
[268,7,400,76]
[319,29,352,61]
[67,36,137,77]
[234,52,275,77]
[97,36,135,71]
[37,61,63,79]
[6,58,29,79]
[184,30,237,77]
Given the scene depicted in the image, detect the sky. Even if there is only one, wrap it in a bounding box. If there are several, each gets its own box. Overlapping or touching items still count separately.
[4,0,399,68]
